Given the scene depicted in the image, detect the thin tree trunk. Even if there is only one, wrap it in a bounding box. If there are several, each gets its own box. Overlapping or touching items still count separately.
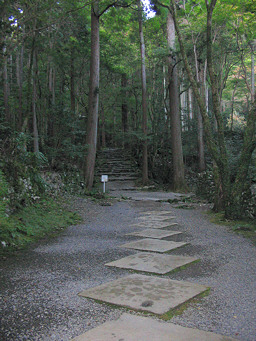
[251,41,255,103]
[84,1,100,190]
[188,88,193,128]
[3,44,10,123]
[167,11,186,190]
[193,40,206,171]
[70,46,76,113]
[101,105,106,148]
[16,44,24,130]
[138,0,148,185]
[33,48,39,154]
[198,66,206,171]
[230,80,238,132]
[121,73,128,133]
[22,36,35,134]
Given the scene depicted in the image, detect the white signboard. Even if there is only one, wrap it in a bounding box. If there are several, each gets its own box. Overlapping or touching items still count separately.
[101,175,108,182]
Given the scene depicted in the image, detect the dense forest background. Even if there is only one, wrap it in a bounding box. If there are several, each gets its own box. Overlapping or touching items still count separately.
[0,0,255,232]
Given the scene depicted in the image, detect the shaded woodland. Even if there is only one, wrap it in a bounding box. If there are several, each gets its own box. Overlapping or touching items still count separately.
[0,0,255,227]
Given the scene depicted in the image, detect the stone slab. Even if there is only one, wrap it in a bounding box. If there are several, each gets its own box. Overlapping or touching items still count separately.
[132,222,178,229]
[78,274,208,315]
[72,313,237,341]
[138,216,175,222]
[126,229,182,239]
[105,252,198,274]
[119,238,187,253]
[140,210,173,215]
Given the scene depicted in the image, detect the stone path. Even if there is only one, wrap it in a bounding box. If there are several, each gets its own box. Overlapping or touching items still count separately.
[74,208,237,340]
[2,149,251,340]
[72,149,239,340]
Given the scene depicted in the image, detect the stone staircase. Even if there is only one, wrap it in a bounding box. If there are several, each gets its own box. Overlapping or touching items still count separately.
[95,148,140,190]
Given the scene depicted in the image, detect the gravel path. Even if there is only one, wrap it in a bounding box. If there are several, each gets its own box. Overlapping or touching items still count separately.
[0,194,255,341]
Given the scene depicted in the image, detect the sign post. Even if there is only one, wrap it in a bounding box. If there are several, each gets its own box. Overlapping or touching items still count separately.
[101,175,108,193]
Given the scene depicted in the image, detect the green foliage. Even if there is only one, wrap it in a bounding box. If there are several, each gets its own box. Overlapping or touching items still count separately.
[1,132,48,210]
[0,198,82,251]
[0,171,10,242]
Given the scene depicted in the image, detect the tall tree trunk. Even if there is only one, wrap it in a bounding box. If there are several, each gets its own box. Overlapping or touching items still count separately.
[250,41,255,103]
[167,12,186,191]
[100,104,106,148]
[206,0,231,211]
[70,46,76,113]
[121,73,128,147]
[22,36,35,134]
[198,66,206,171]
[84,1,100,190]
[3,44,10,123]
[138,0,148,185]
[16,44,24,130]
[33,48,39,153]
[230,80,238,132]
[193,41,206,171]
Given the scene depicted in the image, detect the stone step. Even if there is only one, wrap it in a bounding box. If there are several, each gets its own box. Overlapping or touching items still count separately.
[126,229,182,239]
[119,238,187,253]
[97,169,138,173]
[78,274,208,315]
[72,313,237,341]
[105,252,198,275]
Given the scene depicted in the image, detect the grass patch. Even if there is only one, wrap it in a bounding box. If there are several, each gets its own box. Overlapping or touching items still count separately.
[207,211,256,245]
[0,197,82,253]
[160,288,210,321]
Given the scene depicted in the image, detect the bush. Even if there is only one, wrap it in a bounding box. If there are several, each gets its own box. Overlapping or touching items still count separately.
[1,133,48,210]
[195,170,215,202]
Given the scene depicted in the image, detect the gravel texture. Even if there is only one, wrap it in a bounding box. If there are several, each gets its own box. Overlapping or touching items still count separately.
[0,194,256,341]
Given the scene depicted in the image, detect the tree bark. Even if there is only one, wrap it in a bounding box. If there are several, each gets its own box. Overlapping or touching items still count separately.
[100,103,106,148]
[70,46,76,113]
[198,66,206,171]
[251,41,255,103]
[121,73,128,132]
[33,48,39,153]
[167,11,186,191]
[138,0,148,185]
[84,1,100,190]
[16,43,24,130]
[3,44,10,123]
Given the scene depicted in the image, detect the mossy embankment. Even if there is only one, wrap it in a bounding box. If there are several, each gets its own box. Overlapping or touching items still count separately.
[0,197,82,253]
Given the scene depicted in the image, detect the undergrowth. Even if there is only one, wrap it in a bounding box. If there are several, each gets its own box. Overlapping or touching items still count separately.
[207,211,256,245]
[0,197,82,253]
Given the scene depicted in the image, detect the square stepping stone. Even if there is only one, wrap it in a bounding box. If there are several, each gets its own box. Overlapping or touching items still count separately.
[72,313,237,341]
[138,216,175,222]
[126,229,182,239]
[133,222,178,229]
[140,210,173,215]
[119,238,187,253]
[105,252,198,274]
[78,274,208,315]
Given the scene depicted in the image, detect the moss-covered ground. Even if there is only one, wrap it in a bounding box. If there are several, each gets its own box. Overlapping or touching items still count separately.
[0,197,82,253]
[207,211,256,245]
